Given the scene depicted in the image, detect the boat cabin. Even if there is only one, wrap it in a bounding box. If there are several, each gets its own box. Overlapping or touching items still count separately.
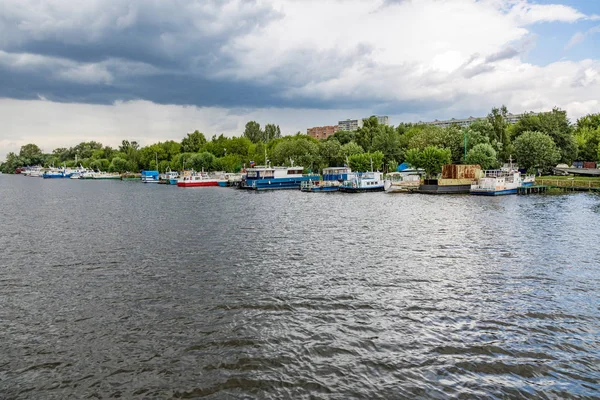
[323,167,351,181]
[245,166,305,180]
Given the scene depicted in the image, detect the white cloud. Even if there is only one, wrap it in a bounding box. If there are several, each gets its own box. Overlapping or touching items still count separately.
[1,0,600,162]
[566,25,600,49]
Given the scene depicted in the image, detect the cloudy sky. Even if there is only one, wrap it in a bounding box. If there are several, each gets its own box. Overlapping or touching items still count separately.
[1,0,599,158]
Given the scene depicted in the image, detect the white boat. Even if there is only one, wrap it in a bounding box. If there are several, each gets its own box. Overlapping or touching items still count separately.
[339,171,385,192]
[160,170,179,184]
[471,169,529,195]
[92,172,121,180]
[177,172,220,187]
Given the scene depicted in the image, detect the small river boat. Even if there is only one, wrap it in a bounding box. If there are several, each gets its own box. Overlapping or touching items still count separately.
[159,170,178,184]
[92,172,121,180]
[43,168,66,179]
[240,166,319,190]
[177,172,220,187]
[141,170,160,183]
[471,169,524,195]
[300,167,351,192]
[339,171,385,193]
[416,164,482,194]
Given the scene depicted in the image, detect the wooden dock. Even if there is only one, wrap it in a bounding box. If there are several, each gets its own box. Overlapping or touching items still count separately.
[537,179,600,192]
[518,185,548,195]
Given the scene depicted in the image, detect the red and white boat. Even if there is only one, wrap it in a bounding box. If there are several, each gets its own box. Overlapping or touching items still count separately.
[177,173,220,187]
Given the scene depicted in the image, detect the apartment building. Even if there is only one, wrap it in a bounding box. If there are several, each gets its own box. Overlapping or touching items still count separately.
[307,125,338,140]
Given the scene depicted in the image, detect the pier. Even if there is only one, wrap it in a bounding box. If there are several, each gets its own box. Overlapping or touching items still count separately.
[518,185,548,195]
[537,179,600,193]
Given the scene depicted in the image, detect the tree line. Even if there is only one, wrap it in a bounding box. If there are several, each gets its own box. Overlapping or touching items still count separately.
[2,108,600,176]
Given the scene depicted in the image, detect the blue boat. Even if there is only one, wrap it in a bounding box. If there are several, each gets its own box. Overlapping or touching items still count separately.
[42,170,64,179]
[240,166,319,190]
[141,170,160,183]
[301,167,352,192]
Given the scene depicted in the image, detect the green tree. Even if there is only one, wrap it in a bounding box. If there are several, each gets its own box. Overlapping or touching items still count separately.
[574,127,600,161]
[404,148,422,169]
[514,131,561,173]
[420,146,451,178]
[406,125,445,151]
[356,116,379,151]
[108,157,129,173]
[574,113,600,161]
[181,130,207,153]
[243,121,263,143]
[19,143,44,165]
[72,141,103,159]
[332,130,357,145]
[213,154,243,172]
[487,105,509,156]
[263,124,281,142]
[2,152,26,173]
[271,138,319,170]
[89,159,110,171]
[339,141,364,163]
[372,125,402,165]
[188,151,216,171]
[512,108,576,164]
[465,143,499,170]
[348,151,384,172]
[318,139,342,169]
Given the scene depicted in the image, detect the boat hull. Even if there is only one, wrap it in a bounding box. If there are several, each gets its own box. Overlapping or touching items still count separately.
[416,184,471,194]
[339,186,385,193]
[241,176,319,190]
[169,179,178,185]
[217,181,228,187]
[301,186,339,192]
[177,181,220,187]
[471,188,518,196]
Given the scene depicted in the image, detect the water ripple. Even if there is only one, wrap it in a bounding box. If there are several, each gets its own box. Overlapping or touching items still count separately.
[0,177,599,398]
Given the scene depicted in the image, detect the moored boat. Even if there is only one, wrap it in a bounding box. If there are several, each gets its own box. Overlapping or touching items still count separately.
[42,168,65,179]
[92,172,121,180]
[141,170,160,183]
[300,167,351,192]
[159,170,178,184]
[300,180,341,192]
[177,172,220,187]
[339,171,385,193]
[240,166,319,190]
[416,164,482,194]
[471,169,522,196]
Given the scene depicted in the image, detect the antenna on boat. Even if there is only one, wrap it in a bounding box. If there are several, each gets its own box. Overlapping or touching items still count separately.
[155,152,159,172]
[370,157,373,172]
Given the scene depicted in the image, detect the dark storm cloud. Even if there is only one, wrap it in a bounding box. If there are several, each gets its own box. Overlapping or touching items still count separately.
[0,0,323,109]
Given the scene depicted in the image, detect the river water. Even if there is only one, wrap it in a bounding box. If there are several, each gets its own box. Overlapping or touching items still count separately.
[0,176,599,399]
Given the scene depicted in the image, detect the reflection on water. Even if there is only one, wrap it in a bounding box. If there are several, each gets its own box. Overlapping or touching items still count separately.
[1,176,599,398]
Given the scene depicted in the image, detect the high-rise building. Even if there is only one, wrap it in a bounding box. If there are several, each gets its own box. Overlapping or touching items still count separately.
[337,119,363,131]
[421,112,540,128]
[307,125,338,140]
[375,115,389,125]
